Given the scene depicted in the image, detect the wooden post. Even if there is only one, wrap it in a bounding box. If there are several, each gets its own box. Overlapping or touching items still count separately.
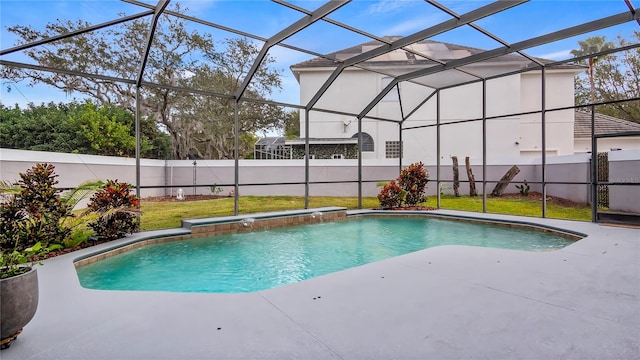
[452,156,460,197]
[465,156,477,197]
[491,165,520,197]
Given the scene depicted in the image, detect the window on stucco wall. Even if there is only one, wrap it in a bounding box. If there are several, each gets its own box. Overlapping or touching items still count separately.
[385,141,402,158]
[381,77,399,102]
[351,132,374,152]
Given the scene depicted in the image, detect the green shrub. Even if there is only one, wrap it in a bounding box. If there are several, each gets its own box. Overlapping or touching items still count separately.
[87,180,140,240]
[1,240,62,279]
[210,184,223,195]
[515,180,530,196]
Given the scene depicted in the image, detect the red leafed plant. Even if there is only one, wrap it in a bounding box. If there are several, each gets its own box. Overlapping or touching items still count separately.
[87,180,140,240]
[377,180,405,209]
[398,161,429,206]
[0,163,69,251]
[377,162,429,209]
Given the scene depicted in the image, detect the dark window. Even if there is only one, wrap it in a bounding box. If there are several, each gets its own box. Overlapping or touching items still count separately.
[385,141,402,158]
[351,132,374,152]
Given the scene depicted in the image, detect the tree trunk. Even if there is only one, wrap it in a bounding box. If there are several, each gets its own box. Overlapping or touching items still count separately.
[465,157,477,197]
[491,165,521,197]
[452,156,460,197]
[589,57,595,104]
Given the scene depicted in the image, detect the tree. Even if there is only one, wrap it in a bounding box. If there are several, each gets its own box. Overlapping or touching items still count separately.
[283,110,300,139]
[2,5,283,159]
[174,39,285,159]
[69,102,136,156]
[0,101,172,158]
[570,36,615,104]
[0,102,77,152]
[572,32,640,123]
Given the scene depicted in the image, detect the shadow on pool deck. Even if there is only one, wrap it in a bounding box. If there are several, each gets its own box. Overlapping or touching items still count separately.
[3,210,639,359]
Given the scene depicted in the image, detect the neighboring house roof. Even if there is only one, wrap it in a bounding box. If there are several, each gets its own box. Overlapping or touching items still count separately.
[290,36,582,71]
[574,110,640,138]
[285,137,358,145]
[255,137,285,146]
[255,137,358,147]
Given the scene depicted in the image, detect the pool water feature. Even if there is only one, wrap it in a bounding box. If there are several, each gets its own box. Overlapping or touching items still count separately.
[76,216,577,293]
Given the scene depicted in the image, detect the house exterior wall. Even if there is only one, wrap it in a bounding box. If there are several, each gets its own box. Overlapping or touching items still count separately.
[290,144,358,159]
[519,71,576,157]
[574,137,640,153]
[297,66,579,162]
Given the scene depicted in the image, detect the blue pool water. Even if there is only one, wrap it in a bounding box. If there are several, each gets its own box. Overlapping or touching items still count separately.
[76,217,575,293]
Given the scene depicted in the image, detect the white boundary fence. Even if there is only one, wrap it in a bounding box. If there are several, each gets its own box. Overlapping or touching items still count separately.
[1,148,638,212]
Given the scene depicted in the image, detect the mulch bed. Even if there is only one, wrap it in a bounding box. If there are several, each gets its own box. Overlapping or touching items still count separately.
[31,239,114,262]
[495,191,581,207]
[142,195,230,202]
[388,206,438,211]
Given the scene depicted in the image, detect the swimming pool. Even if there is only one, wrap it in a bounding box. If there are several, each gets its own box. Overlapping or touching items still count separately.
[76,215,578,293]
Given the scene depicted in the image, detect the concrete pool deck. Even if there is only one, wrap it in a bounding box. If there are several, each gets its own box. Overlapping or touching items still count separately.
[3,210,639,359]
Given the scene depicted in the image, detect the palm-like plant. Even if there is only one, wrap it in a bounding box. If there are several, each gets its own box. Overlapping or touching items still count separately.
[59,180,104,248]
[570,36,615,104]
[0,164,104,251]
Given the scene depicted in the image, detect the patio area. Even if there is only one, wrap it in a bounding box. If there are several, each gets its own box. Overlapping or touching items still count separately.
[3,210,639,359]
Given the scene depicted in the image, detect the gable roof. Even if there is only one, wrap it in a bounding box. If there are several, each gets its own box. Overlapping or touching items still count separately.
[290,36,580,71]
[574,110,640,138]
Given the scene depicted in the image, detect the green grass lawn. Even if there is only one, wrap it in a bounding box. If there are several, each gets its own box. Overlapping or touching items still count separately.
[139,195,591,231]
[435,195,591,221]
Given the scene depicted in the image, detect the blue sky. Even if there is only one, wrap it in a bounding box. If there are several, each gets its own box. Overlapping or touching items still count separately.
[1,0,638,108]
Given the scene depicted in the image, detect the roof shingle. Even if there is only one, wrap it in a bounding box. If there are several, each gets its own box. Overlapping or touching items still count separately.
[290,36,581,70]
[574,110,640,138]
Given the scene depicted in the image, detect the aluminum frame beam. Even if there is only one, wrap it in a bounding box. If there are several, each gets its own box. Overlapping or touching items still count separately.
[134,0,170,198]
[429,0,542,66]
[124,0,345,65]
[399,10,639,83]
[273,0,390,44]
[1,0,637,221]
[136,0,170,87]
[401,90,437,124]
[0,10,155,56]
[357,9,639,120]
[0,58,403,124]
[305,0,526,111]
[235,0,349,100]
[623,0,640,26]
[0,59,136,84]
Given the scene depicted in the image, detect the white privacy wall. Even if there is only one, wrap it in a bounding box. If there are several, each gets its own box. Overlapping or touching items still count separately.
[608,150,640,213]
[2,148,639,212]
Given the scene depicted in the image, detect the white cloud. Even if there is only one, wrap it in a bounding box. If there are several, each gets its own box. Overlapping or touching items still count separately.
[381,17,431,36]
[379,13,447,36]
[179,0,219,14]
[366,0,413,15]
[534,49,573,61]
[268,45,309,66]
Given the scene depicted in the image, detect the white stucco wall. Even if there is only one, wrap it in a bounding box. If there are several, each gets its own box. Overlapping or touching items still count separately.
[574,137,640,154]
[297,66,580,162]
[519,70,577,157]
[608,149,640,213]
[4,148,638,213]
